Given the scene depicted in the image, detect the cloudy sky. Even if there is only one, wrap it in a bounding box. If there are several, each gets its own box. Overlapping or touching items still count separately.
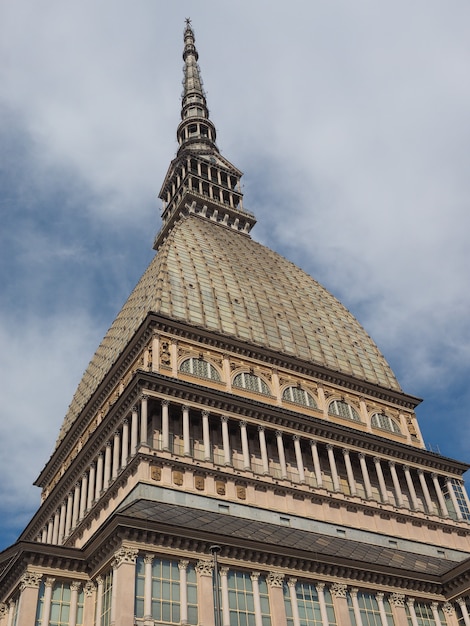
[1,1,470,551]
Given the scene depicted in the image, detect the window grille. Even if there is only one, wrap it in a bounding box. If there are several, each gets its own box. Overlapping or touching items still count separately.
[233,372,270,395]
[371,413,401,434]
[328,399,360,421]
[283,386,317,408]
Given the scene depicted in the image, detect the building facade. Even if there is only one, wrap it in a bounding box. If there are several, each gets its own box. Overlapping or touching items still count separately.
[2,19,470,626]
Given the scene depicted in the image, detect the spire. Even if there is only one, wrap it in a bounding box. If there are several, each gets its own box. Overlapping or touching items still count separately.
[177,18,218,155]
[154,20,256,250]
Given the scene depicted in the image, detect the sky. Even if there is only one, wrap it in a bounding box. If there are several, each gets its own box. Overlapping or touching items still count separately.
[1,2,470,551]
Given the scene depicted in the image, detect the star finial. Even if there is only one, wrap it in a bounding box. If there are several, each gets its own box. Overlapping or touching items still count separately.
[185,17,192,27]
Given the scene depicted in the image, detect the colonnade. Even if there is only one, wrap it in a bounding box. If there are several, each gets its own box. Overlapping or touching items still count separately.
[157,400,469,523]
[38,397,150,545]
[38,395,470,546]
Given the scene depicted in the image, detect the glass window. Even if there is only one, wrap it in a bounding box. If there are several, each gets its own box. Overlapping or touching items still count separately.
[233,372,270,395]
[347,591,395,626]
[180,357,221,381]
[329,400,360,422]
[284,581,336,625]
[35,581,85,626]
[371,413,401,434]
[283,386,317,408]
[101,571,113,626]
[135,557,198,625]
[441,478,470,521]
[405,600,448,625]
[227,572,271,626]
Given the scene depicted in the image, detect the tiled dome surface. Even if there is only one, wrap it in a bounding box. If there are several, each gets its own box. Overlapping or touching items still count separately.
[57,216,400,444]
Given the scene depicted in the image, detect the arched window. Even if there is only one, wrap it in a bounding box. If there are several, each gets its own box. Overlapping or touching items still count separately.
[233,372,270,395]
[282,386,317,408]
[180,357,221,381]
[371,412,401,434]
[328,399,360,422]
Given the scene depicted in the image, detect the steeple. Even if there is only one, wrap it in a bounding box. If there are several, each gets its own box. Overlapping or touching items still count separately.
[154,19,256,250]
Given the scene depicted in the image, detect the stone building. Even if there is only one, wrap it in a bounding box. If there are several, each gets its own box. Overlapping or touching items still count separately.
[2,19,470,626]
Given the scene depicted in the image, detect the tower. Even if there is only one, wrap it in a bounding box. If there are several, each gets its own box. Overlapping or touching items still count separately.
[2,18,470,626]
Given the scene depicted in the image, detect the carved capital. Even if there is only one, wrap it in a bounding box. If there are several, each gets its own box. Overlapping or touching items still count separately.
[70,581,82,592]
[144,553,154,565]
[0,604,8,617]
[287,577,297,588]
[20,571,42,590]
[45,577,55,589]
[84,581,95,597]
[389,592,405,607]
[330,582,347,599]
[112,546,139,567]
[250,572,260,582]
[195,559,213,577]
[442,602,454,615]
[266,572,284,588]
[178,559,189,571]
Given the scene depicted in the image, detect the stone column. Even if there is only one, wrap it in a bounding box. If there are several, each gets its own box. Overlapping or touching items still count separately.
[95,453,104,500]
[457,598,470,626]
[179,560,189,625]
[69,581,82,626]
[327,445,340,491]
[41,577,56,626]
[58,501,67,544]
[432,473,449,517]
[52,510,60,543]
[143,554,154,621]
[72,482,80,529]
[152,332,160,372]
[95,576,104,626]
[202,410,211,460]
[350,588,363,626]
[15,571,42,626]
[240,421,251,470]
[376,592,389,626]
[446,478,463,520]
[287,578,300,626]
[403,466,420,511]
[407,598,419,626]
[418,470,434,514]
[111,546,139,626]
[195,559,215,626]
[83,581,95,626]
[330,583,349,626]
[310,441,323,488]
[315,582,330,626]
[161,401,170,451]
[140,395,148,447]
[388,462,404,507]
[65,491,74,537]
[275,431,288,479]
[183,406,191,456]
[103,441,112,490]
[258,426,269,474]
[442,602,458,626]
[293,436,305,483]
[112,431,121,480]
[250,572,263,626]
[220,567,230,626]
[358,453,373,499]
[87,463,96,510]
[221,417,231,466]
[131,406,139,455]
[373,457,389,503]
[266,572,286,626]
[121,419,129,468]
[342,449,357,496]
[431,602,443,626]
[389,593,407,625]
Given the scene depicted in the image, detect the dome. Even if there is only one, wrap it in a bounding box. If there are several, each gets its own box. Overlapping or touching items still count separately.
[58,214,400,444]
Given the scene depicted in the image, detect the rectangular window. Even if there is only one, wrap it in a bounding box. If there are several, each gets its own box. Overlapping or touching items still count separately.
[347,590,395,626]
[284,581,336,626]
[227,572,271,626]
